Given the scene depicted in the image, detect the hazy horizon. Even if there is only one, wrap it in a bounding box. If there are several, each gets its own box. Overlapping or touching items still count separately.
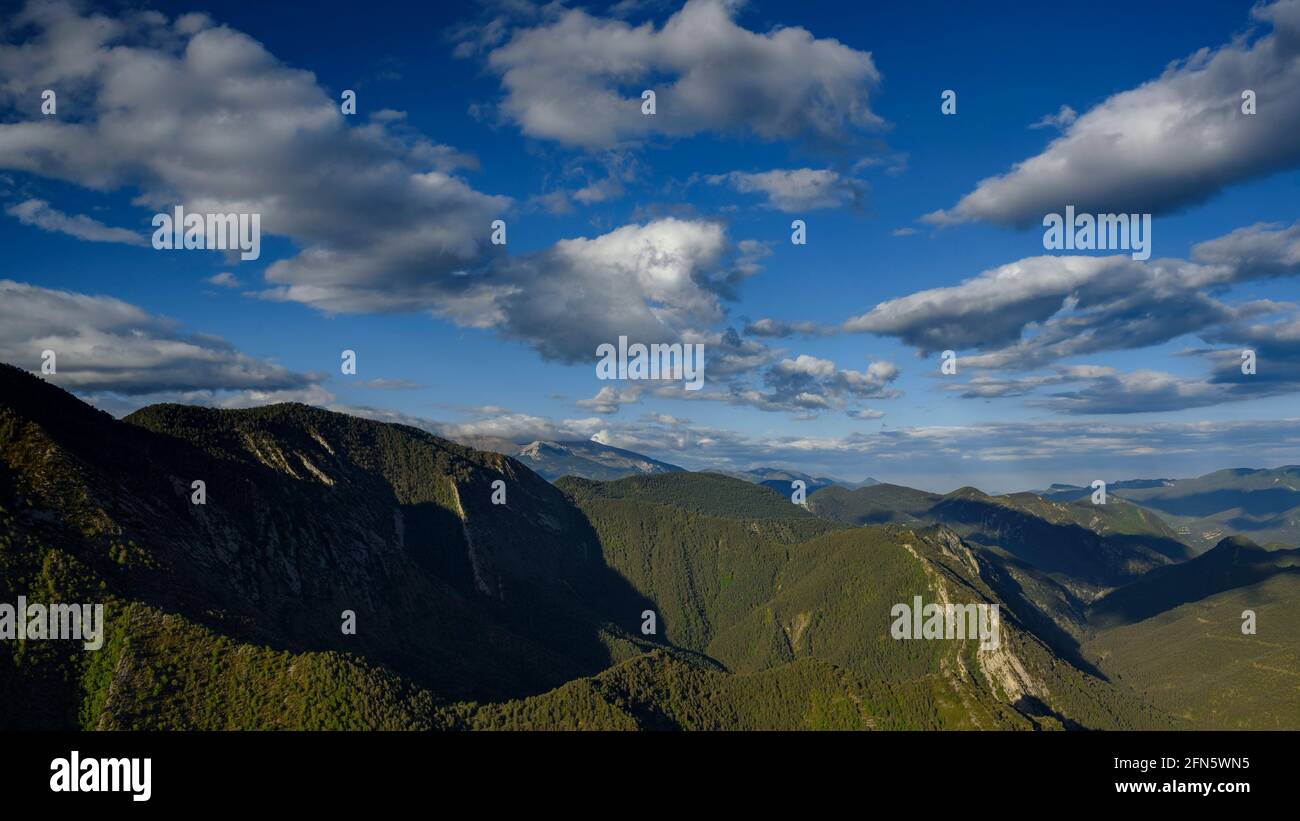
[39,378,1300,497]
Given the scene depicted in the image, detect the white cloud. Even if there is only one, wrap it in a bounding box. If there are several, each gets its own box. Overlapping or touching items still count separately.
[433,412,606,444]
[925,1,1300,226]
[206,272,241,288]
[485,0,882,149]
[839,220,1300,370]
[1190,220,1300,279]
[0,2,510,311]
[0,3,771,367]
[475,217,738,362]
[0,279,321,400]
[730,220,1300,414]
[773,354,836,379]
[5,198,145,245]
[707,168,864,211]
[576,385,645,414]
[711,353,900,415]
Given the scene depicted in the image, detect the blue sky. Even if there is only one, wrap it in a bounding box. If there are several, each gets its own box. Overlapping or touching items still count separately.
[3,0,1300,492]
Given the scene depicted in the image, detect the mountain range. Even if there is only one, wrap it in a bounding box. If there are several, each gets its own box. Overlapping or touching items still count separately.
[723,467,879,496]
[452,436,879,496]
[497,439,684,482]
[1041,467,1300,551]
[1,363,1295,730]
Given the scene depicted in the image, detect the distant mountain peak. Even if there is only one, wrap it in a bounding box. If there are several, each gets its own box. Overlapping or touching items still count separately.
[945,485,990,499]
[727,467,878,496]
[505,438,684,482]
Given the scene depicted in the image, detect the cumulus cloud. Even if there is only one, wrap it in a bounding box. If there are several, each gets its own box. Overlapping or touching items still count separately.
[924,0,1300,227]
[846,255,1178,358]
[936,316,1300,414]
[477,217,748,362]
[707,168,865,211]
[0,3,777,367]
[0,280,322,402]
[767,355,898,400]
[484,0,882,149]
[1202,313,1300,393]
[1190,220,1300,280]
[577,385,645,414]
[264,215,745,366]
[838,220,1300,372]
[650,352,899,416]
[0,1,509,308]
[731,220,1300,414]
[5,198,145,245]
[698,325,779,376]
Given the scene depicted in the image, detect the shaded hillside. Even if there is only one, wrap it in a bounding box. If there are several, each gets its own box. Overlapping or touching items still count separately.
[559,471,832,525]
[1113,467,1300,550]
[812,482,1191,592]
[0,364,655,728]
[1084,537,1300,729]
[809,483,939,525]
[1089,535,1300,628]
[727,467,876,497]
[557,474,843,653]
[561,472,1175,730]
[3,365,1148,731]
[0,363,1257,730]
[1042,467,1300,550]
[442,650,972,731]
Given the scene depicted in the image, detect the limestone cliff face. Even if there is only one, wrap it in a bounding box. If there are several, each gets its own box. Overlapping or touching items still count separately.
[906,526,1048,717]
